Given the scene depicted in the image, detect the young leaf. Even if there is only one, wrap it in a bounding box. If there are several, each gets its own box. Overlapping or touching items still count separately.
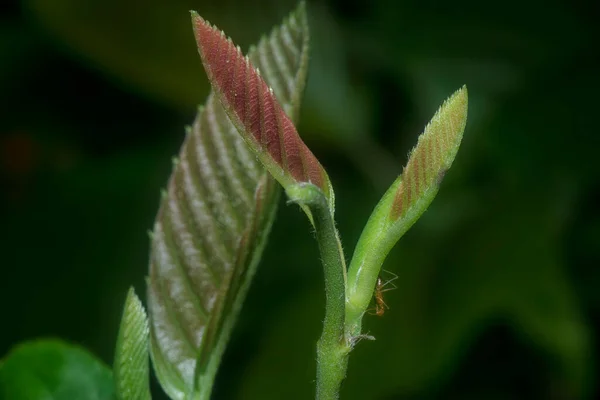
[345,86,468,335]
[147,4,310,399]
[191,7,335,215]
[0,339,114,400]
[114,288,151,400]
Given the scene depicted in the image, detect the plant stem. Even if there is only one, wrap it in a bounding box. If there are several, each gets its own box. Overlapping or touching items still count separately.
[314,209,348,400]
[287,183,349,400]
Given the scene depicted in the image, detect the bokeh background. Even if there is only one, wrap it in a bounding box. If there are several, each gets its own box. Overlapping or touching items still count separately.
[1,0,599,398]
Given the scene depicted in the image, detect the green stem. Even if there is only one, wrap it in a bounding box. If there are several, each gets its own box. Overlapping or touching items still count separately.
[286,183,349,400]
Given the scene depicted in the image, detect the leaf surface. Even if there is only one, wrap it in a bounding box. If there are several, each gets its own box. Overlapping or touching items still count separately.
[147,3,310,399]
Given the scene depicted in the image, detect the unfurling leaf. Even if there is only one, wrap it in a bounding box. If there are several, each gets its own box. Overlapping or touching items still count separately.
[345,86,468,335]
[114,288,151,400]
[191,8,335,214]
[147,3,310,399]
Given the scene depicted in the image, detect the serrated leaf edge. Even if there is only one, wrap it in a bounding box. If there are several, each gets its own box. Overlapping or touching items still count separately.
[114,287,151,400]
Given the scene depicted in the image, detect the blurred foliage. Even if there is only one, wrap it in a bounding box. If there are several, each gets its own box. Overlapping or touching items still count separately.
[0,339,114,400]
[1,0,599,399]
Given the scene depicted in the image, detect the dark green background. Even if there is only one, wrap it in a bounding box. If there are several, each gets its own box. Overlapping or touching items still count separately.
[1,0,598,398]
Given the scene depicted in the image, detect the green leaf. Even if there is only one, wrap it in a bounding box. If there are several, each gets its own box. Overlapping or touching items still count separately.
[345,86,468,335]
[191,5,335,215]
[0,339,114,400]
[147,3,310,399]
[114,288,150,400]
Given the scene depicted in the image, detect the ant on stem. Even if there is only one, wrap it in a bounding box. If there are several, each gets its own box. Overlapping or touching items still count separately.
[369,270,398,317]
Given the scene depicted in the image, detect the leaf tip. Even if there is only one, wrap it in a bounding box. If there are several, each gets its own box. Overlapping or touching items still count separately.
[389,85,468,221]
[123,287,148,328]
[114,287,150,400]
[441,84,468,133]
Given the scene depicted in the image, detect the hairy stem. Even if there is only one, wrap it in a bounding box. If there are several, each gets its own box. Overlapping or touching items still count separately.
[287,183,348,400]
[314,205,348,400]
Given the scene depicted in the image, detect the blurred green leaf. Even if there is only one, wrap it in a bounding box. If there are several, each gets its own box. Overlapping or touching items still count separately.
[23,0,295,110]
[147,4,309,399]
[0,339,114,400]
[300,3,371,146]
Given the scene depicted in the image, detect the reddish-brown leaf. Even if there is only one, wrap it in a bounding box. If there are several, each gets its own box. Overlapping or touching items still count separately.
[191,13,333,205]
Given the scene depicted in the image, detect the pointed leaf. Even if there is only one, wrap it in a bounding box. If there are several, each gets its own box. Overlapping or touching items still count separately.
[114,288,151,400]
[147,4,310,399]
[345,86,468,335]
[191,7,335,214]
[0,340,114,400]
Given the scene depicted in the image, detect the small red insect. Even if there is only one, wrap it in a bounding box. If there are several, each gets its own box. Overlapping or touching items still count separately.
[370,271,398,317]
